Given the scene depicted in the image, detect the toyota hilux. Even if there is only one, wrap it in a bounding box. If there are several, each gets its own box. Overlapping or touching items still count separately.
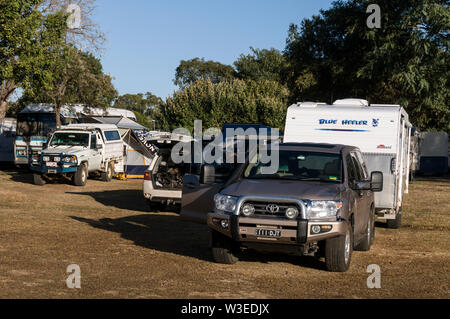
[181,143,383,272]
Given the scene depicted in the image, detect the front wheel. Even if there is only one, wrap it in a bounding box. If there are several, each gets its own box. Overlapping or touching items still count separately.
[211,231,238,265]
[74,164,88,186]
[325,227,353,272]
[33,173,46,186]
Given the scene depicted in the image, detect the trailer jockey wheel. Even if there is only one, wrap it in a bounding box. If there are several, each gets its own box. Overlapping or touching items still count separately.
[387,208,402,229]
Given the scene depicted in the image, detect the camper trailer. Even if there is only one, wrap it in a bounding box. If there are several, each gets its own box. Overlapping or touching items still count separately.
[0,118,16,163]
[418,132,448,175]
[284,99,412,228]
[409,127,422,181]
[14,104,136,165]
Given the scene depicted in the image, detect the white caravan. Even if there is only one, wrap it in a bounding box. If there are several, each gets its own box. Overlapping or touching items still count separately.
[284,98,412,228]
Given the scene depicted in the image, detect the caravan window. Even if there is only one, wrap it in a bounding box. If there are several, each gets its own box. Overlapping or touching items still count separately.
[104,130,121,141]
[17,113,56,137]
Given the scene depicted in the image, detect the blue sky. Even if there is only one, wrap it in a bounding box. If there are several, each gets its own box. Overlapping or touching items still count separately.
[94,0,335,99]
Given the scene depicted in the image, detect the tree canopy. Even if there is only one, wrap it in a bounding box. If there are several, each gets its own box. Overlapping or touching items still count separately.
[284,0,449,131]
[158,78,290,133]
[234,47,289,84]
[0,0,51,118]
[0,0,113,124]
[113,92,162,128]
[174,58,237,87]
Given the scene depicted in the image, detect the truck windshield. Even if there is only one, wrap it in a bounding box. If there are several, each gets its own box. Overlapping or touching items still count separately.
[50,133,90,147]
[244,150,343,182]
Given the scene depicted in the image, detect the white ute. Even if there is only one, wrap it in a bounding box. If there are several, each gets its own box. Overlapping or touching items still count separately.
[30,124,124,186]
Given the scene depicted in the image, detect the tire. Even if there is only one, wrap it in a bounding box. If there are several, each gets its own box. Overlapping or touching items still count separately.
[325,226,353,272]
[74,163,88,186]
[101,162,113,182]
[355,208,375,252]
[211,231,238,265]
[33,173,46,186]
[387,210,402,229]
[146,199,165,212]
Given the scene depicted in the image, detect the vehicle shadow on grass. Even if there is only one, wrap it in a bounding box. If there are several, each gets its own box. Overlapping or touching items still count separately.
[4,168,76,186]
[239,250,327,271]
[70,214,212,262]
[70,212,327,270]
[68,190,149,213]
[67,190,180,214]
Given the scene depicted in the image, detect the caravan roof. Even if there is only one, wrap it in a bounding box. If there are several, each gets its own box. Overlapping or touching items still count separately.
[90,116,147,131]
[20,104,137,121]
[61,124,120,131]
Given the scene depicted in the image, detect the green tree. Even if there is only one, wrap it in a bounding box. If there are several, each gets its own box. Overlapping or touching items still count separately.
[234,47,289,84]
[23,43,118,127]
[0,0,51,118]
[158,78,290,132]
[174,58,236,87]
[114,92,162,116]
[284,0,449,131]
[114,92,162,128]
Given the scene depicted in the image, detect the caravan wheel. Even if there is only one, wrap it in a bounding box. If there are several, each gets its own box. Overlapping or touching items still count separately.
[387,209,402,229]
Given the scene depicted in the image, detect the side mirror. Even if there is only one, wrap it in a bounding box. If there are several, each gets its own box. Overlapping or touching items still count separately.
[370,171,383,192]
[200,165,216,185]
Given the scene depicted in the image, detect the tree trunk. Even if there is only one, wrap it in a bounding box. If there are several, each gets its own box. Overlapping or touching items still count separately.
[0,81,16,119]
[0,100,7,119]
[55,104,62,128]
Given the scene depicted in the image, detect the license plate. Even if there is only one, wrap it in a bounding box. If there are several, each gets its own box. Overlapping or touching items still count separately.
[48,169,57,174]
[46,162,58,167]
[255,229,281,238]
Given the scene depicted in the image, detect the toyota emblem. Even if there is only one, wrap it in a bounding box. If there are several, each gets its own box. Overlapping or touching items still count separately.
[266,204,280,214]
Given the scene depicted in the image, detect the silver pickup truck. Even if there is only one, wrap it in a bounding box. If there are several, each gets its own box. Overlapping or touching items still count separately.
[30,124,124,186]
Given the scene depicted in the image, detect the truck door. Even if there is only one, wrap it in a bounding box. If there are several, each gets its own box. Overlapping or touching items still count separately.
[89,133,102,171]
[180,172,223,224]
[350,152,371,240]
[181,163,239,224]
[346,154,365,238]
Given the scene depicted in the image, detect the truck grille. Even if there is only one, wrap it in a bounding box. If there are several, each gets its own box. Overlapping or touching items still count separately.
[243,201,301,218]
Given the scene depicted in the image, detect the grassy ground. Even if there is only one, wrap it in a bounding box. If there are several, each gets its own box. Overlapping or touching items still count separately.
[0,168,448,299]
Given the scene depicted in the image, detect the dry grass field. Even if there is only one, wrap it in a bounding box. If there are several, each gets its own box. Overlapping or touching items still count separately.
[0,168,448,299]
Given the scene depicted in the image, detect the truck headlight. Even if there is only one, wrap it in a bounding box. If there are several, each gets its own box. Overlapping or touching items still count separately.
[43,156,50,162]
[307,201,343,219]
[214,194,238,213]
[63,156,77,163]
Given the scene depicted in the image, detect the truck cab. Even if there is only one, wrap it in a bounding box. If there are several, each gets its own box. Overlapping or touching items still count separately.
[30,124,124,186]
[181,143,383,272]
